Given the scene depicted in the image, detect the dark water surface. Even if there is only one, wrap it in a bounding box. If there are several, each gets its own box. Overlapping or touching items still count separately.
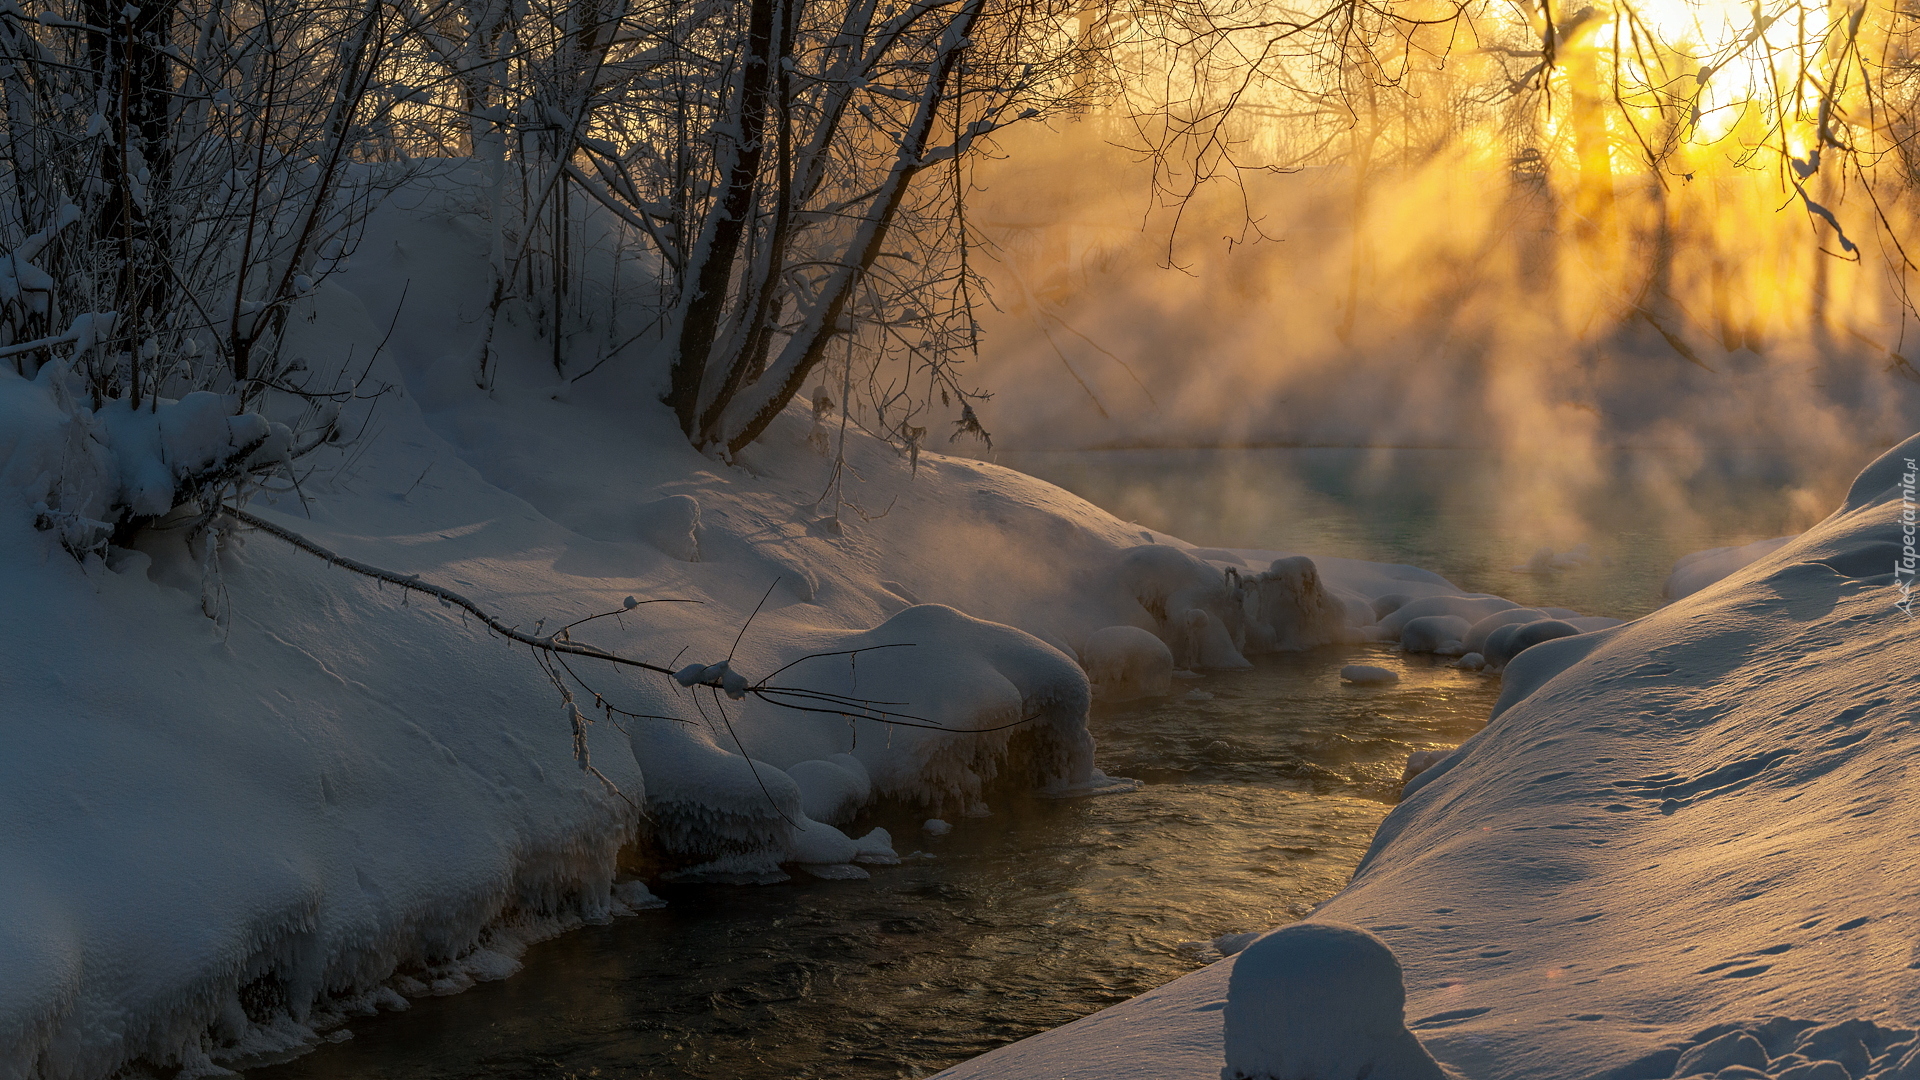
[254,448,1819,1080]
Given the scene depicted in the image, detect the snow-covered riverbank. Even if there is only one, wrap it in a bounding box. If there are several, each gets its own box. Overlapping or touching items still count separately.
[935,437,1920,1080]
[6,193,1911,1080]
[0,203,1575,1080]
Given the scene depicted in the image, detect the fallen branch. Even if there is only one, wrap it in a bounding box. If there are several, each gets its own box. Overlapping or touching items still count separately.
[225,506,683,677]
[221,505,1040,734]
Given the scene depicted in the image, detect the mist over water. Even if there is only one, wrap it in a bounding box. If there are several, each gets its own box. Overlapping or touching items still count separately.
[985,446,1839,618]
[949,121,1920,508]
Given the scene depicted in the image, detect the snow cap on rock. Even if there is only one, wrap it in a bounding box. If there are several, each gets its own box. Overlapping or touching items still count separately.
[1222,921,1451,1080]
[1341,664,1398,685]
[1080,624,1175,701]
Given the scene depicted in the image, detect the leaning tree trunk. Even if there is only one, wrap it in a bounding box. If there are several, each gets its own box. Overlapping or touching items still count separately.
[660,0,777,435]
[700,0,985,455]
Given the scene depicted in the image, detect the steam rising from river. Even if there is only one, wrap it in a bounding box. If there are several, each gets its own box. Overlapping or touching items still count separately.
[953,118,1919,547]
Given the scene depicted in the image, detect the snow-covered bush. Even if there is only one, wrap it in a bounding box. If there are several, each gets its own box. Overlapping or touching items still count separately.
[1,364,291,559]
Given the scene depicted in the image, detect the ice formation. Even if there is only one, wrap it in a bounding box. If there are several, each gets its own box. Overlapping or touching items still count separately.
[1112,546,1363,669]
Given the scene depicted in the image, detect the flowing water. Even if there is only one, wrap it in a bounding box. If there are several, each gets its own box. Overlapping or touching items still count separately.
[252,448,1833,1080]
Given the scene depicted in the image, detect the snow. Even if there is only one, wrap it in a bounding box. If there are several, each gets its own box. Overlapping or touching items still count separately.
[1479,617,1580,668]
[12,182,1529,1079]
[1663,535,1796,602]
[1461,607,1551,654]
[1222,922,1452,1080]
[931,434,1920,1080]
[1401,614,1471,655]
[1341,664,1400,685]
[5,169,1874,1080]
[1374,594,1516,639]
[1081,624,1175,701]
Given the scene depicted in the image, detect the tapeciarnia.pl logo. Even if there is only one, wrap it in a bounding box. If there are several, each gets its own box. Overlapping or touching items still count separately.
[1899,457,1918,619]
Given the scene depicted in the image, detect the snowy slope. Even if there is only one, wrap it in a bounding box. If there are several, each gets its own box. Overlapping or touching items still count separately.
[934,435,1920,1080]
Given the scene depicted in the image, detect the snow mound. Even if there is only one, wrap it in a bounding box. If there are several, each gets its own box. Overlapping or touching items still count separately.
[1082,625,1176,701]
[1117,545,1253,668]
[1222,921,1452,1080]
[1480,617,1581,668]
[1461,607,1550,654]
[787,754,873,825]
[737,604,1125,806]
[1245,555,1352,652]
[0,366,292,555]
[635,494,701,562]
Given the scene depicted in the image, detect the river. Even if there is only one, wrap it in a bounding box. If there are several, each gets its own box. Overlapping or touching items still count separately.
[251,447,1826,1080]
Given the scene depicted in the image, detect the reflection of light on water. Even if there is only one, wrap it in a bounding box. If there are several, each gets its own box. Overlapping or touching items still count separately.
[250,647,1500,1080]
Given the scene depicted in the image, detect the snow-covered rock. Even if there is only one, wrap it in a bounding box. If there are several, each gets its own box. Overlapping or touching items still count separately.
[1461,607,1550,654]
[1081,624,1175,701]
[1340,664,1398,685]
[1222,922,1451,1080]
[1245,555,1351,652]
[1400,614,1471,655]
[1374,594,1514,639]
[787,754,873,825]
[1480,617,1581,668]
[1116,545,1251,669]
